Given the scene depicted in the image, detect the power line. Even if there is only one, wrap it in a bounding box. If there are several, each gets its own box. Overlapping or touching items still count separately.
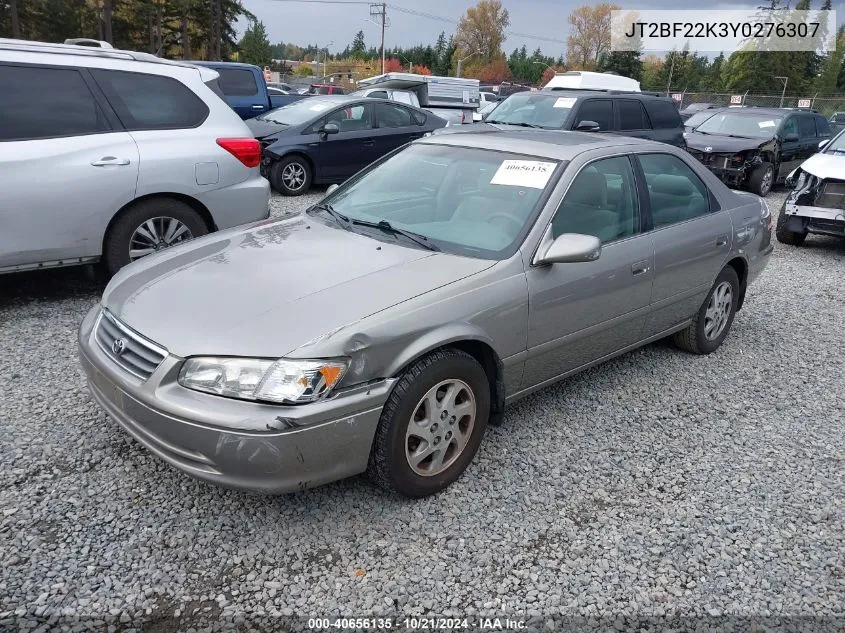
[265,0,567,47]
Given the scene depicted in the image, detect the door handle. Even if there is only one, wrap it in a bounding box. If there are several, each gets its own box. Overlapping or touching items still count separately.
[716,235,729,246]
[362,140,375,147]
[252,104,265,110]
[91,157,130,167]
[631,261,651,276]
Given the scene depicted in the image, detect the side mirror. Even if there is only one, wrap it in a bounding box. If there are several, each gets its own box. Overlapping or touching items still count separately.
[819,139,830,150]
[325,183,339,195]
[784,132,799,142]
[321,122,339,136]
[575,120,601,132]
[536,233,601,265]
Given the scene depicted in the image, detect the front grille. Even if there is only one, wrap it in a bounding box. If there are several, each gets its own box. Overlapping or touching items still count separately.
[95,310,167,380]
[690,150,735,169]
[816,181,845,209]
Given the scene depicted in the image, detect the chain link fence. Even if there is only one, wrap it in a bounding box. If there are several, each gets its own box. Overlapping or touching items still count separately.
[668,91,845,117]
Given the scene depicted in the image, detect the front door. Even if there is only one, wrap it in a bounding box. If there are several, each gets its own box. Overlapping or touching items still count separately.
[777,115,802,179]
[318,102,380,181]
[635,152,734,335]
[523,155,654,387]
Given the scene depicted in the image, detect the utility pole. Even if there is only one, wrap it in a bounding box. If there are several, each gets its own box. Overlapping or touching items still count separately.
[775,76,788,108]
[370,3,388,74]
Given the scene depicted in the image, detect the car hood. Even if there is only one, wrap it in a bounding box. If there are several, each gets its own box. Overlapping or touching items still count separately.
[246,117,292,140]
[102,216,494,358]
[798,151,845,179]
[685,132,768,153]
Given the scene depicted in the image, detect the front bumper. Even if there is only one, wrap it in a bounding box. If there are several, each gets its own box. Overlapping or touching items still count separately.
[78,306,392,494]
[688,151,748,186]
[782,202,845,237]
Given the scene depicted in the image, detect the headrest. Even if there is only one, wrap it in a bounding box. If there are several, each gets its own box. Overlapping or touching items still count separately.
[651,174,694,197]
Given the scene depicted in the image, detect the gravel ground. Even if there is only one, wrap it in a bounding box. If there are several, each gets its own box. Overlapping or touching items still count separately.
[1,186,844,630]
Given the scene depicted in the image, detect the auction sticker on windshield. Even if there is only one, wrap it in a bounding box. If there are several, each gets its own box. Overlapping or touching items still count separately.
[491,160,557,189]
[554,97,577,109]
[759,120,776,128]
[310,104,329,111]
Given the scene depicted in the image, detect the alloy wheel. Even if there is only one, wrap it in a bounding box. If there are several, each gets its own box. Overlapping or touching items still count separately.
[761,167,773,194]
[128,217,194,261]
[282,162,307,191]
[405,379,476,477]
[704,281,733,341]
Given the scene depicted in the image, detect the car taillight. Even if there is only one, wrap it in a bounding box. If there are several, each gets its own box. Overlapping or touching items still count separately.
[216,138,261,168]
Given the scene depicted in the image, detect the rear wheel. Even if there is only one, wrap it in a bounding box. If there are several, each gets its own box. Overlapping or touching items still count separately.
[672,266,740,355]
[367,348,490,498]
[270,155,312,196]
[103,198,207,275]
[775,207,807,246]
[747,162,774,196]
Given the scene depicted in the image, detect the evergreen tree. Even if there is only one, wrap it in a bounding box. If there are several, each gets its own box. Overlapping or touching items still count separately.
[238,19,271,66]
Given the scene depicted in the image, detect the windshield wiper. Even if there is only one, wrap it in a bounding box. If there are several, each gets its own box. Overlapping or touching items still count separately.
[351,219,440,252]
[487,120,544,129]
[310,202,351,229]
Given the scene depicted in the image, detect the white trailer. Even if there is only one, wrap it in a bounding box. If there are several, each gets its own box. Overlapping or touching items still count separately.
[356,72,480,124]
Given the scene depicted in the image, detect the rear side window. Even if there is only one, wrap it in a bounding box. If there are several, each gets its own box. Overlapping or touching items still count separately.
[411,109,426,125]
[798,114,816,138]
[645,99,682,129]
[816,115,831,136]
[576,99,613,131]
[638,153,711,228]
[216,68,258,96]
[0,64,109,141]
[377,103,413,128]
[618,100,651,130]
[92,69,209,131]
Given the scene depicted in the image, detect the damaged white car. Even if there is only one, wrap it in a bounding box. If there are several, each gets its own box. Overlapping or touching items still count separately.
[777,131,845,245]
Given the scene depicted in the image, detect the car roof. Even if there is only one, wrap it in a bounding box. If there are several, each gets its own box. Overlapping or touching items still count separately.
[192,60,260,70]
[531,89,669,101]
[421,128,665,160]
[0,37,197,68]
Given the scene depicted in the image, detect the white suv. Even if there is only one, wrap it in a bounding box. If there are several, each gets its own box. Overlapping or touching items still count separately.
[0,39,270,275]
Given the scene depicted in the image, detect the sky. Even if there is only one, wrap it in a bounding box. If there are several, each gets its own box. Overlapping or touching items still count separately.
[238,0,844,59]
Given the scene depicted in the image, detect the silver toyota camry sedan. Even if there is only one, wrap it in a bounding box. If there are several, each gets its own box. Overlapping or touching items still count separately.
[78,129,774,498]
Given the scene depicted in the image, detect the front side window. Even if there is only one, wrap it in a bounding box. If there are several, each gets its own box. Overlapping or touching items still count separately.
[0,64,109,141]
[326,102,373,131]
[217,68,258,96]
[551,156,639,243]
[781,116,798,138]
[377,103,413,128]
[317,143,561,258]
[639,153,711,228]
[575,100,613,131]
[92,69,208,130]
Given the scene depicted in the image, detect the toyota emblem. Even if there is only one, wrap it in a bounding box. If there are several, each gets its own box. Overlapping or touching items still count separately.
[112,338,126,356]
[704,146,713,152]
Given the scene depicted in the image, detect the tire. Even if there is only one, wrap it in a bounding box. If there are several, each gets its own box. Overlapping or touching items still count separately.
[270,155,312,196]
[775,206,807,246]
[672,266,740,355]
[367,348,490,498]
[747,162,774,196]
[103,198,207,276]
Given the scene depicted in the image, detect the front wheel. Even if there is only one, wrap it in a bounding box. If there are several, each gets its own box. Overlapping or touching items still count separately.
[672,266,740,355]
[747,162,774,196]
[775,207,807,246]
[367,348,490,498]
[270,155,312,196]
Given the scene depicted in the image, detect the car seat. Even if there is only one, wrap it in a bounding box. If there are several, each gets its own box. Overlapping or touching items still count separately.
[649,174,708,227]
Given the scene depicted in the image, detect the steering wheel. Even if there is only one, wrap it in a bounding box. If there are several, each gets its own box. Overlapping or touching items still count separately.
[487,211,523,234]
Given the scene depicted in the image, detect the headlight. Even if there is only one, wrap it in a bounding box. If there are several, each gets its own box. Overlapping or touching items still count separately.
[178,357,348,404]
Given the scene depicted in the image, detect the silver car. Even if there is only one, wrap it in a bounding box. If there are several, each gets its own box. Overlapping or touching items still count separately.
[78,130,773,498]
[0,39,270,275]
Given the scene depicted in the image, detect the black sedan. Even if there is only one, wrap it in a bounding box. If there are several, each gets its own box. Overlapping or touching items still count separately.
[247,96,447,195]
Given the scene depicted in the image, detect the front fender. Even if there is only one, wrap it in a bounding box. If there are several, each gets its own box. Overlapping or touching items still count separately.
[382,322,498,378]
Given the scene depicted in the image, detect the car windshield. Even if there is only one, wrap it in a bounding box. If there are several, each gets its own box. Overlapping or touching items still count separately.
[685,110,719,130]
[257,98,337,125]
[485,93,576,129]
[824,131,845,153]
[315,143,561,259]
[695,112,782,138]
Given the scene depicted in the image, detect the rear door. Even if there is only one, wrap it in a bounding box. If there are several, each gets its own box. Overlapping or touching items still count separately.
[373,102,424,155]
[0,63,139,270]
[797,112,821,161]
[643,99,685,147]
[318,102,380,180]
[615,99,654,141]
[214,66,267,119]
[635,151,734,336]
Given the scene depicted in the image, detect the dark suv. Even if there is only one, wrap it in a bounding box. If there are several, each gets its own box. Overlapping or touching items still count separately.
[481,89,685,147]
[685,107,831,196]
